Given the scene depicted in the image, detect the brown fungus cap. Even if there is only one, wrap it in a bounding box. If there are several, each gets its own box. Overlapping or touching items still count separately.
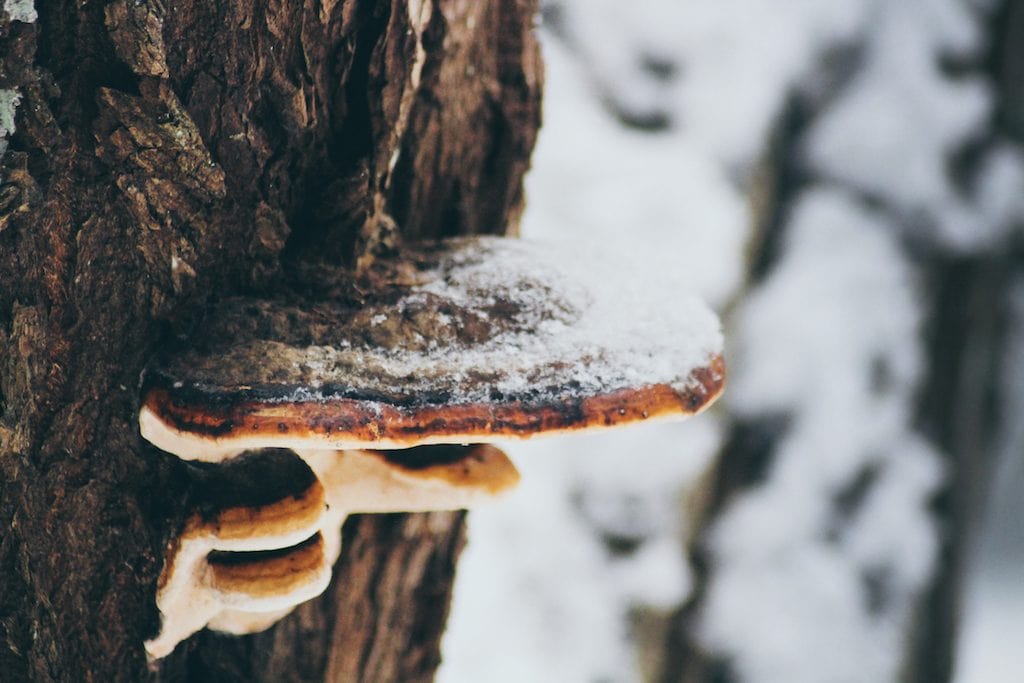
[139,236,725,461]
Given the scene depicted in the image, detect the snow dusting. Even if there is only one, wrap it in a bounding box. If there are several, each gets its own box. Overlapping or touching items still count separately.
[166,236,722,410]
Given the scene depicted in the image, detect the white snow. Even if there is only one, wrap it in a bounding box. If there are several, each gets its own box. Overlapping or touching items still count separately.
[440,5,752,680]
[3,0,35,23]
[804,0,1024,252]
[668,0,868,171]
[178,236,723,408]
[441,417,721,683]
[441,0,1019,681]
[521,37,748,309]
[729,191,923,423]
[404,236,724,400]
[955,574,1024,683]
[699,189,943,683]
[546,0,870,172]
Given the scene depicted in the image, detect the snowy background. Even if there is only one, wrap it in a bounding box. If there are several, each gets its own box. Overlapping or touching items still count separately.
[440,1,1024,682]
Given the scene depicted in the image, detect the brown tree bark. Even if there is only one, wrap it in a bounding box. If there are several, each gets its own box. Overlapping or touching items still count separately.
[0,1,542,681]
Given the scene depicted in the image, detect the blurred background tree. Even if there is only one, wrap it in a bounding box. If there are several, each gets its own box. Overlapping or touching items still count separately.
[441,2,1024,682]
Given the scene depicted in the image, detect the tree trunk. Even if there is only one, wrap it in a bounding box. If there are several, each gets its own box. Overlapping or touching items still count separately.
[0,1,541,680]
[667,3,1024,681]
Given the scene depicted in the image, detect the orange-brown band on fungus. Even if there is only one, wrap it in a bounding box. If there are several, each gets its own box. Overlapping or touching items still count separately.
[143,354,725,449]
[208,534,327,600]
[374,445,522,494]
[155,475,327,592]
[209,479,326,543]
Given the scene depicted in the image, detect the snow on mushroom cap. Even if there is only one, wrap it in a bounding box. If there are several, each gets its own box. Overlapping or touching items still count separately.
[139,236,724,460]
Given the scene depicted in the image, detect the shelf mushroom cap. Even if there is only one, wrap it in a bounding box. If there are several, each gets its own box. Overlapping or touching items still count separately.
[145,444,521,657]
[301,443,522,567]
[140,236,725,461]
[145,451,332,659]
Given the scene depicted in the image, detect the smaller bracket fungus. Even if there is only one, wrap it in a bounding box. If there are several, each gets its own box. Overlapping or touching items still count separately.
[139,236,725,658]
[144,450,332,659]
[299,444,522,566]
[145,445,520,659]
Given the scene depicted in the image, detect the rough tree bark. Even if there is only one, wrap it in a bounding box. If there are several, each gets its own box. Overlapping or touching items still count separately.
[0,1,541,681]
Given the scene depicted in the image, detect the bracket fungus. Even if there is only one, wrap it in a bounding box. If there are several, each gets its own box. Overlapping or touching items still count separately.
[139,236,725,658]
[144,445,518,659]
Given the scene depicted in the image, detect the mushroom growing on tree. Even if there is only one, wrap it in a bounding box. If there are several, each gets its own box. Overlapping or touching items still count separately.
[144,445,520,659]
[138,235,725,658]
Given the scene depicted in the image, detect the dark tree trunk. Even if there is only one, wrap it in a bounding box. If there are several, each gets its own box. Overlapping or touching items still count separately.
[0,1,542,680]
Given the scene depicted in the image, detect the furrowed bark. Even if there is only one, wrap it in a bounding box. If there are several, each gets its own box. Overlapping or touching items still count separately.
[0,1,542,681]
